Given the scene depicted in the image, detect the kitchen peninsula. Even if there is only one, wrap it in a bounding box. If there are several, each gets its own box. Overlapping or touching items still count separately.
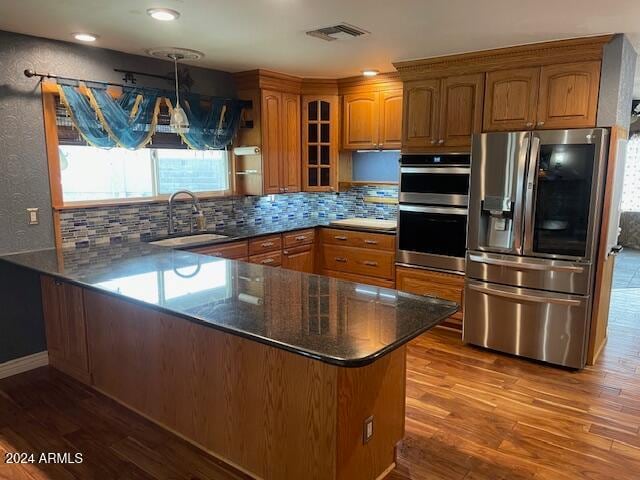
[0,242,457,480]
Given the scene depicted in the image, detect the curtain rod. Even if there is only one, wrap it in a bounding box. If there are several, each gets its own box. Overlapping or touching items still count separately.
[23,68,246,105]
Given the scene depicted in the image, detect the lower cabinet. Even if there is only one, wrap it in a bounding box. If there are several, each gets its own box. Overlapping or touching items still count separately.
[189,240,249,259]
[40,275,91,383]
[396,266,464,331]
[282,244,315,273]
[319,228,396,287]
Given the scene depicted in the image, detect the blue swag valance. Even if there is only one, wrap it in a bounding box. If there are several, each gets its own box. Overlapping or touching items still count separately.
[57,83,245,150]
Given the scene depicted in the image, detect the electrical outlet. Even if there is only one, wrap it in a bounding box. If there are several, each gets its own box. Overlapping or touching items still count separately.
[363,416,373,444]
[27,208,39,225]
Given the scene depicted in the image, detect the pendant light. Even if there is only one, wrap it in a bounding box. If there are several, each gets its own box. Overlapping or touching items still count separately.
[169,53,190,133]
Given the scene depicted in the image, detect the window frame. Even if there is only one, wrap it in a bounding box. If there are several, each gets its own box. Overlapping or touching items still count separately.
[41,83,235,211]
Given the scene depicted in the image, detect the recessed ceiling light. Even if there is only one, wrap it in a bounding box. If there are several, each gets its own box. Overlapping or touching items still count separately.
[147,8,180,21]
[362,69,379,77]
[73,33,98,42]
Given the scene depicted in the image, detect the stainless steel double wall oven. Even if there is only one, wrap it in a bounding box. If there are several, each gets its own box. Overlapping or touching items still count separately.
[397,153,471,273]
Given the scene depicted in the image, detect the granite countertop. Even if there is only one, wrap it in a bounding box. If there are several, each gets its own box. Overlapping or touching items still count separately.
[147,219,396,250]
[0,241,456,367]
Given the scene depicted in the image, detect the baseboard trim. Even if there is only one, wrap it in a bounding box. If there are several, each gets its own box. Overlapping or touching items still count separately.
[0,351,49,379]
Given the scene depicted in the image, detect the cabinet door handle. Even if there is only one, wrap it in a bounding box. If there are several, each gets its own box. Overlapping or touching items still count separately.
[261,258,275,264]
[537,121,545,126]
[295,235,307,241]
[364,239,378,245]
[525,122,534,127]
[438,139,445,145]
[363,260,379,267]
[335,257,348,263]
[54,279,63,286]
[334,236,348,241]
[430,140,436,145]
[260,242,275,247]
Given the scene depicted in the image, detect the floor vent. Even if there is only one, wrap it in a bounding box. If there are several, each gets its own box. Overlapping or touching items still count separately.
[306,23,369,42]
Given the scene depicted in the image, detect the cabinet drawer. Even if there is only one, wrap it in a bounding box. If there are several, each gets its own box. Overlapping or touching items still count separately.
[190,241,248,259]
[321,269,395,289]
[321,245,395,280]
[249,251,282,267]
[283,228,315,248]
[320,228,395,251]
[249,234,282,255]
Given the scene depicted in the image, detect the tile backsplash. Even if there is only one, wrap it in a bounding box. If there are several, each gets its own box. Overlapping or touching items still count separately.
[59,186,398,248]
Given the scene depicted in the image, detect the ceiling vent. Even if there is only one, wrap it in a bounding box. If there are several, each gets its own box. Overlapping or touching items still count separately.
[306,23,369,42]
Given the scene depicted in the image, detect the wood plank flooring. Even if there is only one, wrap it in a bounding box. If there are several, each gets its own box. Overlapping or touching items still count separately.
[1,252,639,479]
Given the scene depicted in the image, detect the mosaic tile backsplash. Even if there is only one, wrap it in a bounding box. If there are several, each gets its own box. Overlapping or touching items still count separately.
[59,186,399,248]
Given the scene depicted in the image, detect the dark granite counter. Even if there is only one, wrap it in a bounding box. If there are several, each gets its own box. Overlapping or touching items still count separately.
[147,218,396,250]
[0,242,456,367]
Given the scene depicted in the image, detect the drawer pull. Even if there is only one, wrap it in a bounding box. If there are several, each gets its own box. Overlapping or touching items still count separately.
[295,235,307,241]
[364,239,378,245]
[335,257,348,263]
[260,241,275,247]
[334,236,348,241]
[261,258,275,264]
[363,261,379,267]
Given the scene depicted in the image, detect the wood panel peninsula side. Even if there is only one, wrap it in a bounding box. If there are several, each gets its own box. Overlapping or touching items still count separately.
[0,243,457,480]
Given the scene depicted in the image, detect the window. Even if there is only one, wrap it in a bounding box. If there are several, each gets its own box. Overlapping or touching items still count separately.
[46,88,231,206]
[58,146,229,202]
[621,135,640,212]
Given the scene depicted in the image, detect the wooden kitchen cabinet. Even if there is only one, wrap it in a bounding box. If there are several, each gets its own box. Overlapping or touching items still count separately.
[261,90,301,194]
[402,79,440,149]
[282,244,315,273]
[537,61,600,129]
[484,62,600,131]
[402,74,483,151]
[343,92,378,149]
[189,240,249,259]
[302,95,339,192]
[438,74,485,148]
[378,89,403,149]
[342,89,403,150]
[40,275,90,383]
[396,266,463,331]
[484,67,540,131]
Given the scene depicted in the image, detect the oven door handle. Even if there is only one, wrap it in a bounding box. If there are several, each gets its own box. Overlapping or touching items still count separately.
[468,254,585,273]
[467,282,582,306]
[400,167,470,175]
[399,205,468,216]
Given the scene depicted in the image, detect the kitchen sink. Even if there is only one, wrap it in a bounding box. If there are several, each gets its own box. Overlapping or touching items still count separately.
[150,233,228,248]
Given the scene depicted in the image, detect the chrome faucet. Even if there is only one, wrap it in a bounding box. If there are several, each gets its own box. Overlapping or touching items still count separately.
[168,190,206,235]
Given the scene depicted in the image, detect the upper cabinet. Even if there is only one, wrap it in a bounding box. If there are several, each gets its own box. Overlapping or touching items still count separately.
[261,89,301,194]
[537,61,601,129]
[303,95,339,192]
[484,61,600,131]
[402,74,483,151]
[342,88,403,150]
[395,36,611,147]
[402,79,440,149]
[484,67,540,131]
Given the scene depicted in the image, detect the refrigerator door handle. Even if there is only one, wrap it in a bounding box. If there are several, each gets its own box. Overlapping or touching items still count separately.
[467,254,585,273]
[466,281,583,306]
[523,135,540,253]
[513,134,530,254]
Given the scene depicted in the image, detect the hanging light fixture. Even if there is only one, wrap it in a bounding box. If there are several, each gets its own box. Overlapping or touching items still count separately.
[169,53,190,133]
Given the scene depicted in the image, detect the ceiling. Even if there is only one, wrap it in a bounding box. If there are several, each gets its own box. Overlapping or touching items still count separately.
[1,0,639,97]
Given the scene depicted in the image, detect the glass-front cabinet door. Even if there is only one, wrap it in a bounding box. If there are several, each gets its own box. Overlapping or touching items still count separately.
[302,95,339,192]
[524,129,607,260]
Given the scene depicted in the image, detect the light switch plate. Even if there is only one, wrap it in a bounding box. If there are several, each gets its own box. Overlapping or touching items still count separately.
[27,208,39,225]
[363,415,373,444]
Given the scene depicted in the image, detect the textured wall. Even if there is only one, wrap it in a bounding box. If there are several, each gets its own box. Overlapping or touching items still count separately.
[0,29,235,364]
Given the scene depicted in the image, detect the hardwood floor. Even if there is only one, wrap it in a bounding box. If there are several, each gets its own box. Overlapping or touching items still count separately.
[1,255,639,479]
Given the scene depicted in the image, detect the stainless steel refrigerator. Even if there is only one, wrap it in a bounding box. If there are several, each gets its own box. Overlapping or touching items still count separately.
[464,129,609,368]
